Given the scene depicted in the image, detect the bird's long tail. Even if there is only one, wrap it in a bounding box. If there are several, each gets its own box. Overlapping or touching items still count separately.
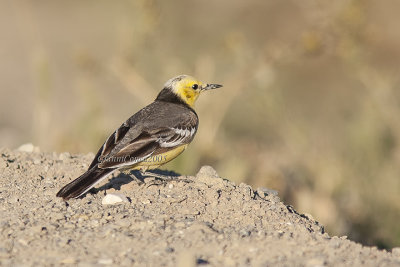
[56,167,114,200]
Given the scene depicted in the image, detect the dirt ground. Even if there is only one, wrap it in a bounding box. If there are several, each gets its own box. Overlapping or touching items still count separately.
[0,147,399,266]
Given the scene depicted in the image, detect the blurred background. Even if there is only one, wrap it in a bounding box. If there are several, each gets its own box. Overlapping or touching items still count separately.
[1,0,400,249]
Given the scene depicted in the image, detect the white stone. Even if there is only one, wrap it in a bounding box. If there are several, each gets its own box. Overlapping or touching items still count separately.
[102,193,129,205]
[18,143,40,153]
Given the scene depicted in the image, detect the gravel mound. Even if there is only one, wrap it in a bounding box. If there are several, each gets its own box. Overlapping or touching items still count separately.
[0,147,399,266]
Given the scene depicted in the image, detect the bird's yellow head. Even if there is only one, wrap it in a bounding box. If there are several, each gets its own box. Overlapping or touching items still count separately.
[157,75,222,108]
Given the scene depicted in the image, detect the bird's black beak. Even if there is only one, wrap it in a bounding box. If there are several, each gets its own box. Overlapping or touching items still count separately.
[202,84,223,91]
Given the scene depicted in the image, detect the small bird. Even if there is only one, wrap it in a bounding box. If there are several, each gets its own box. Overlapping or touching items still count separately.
[56,75,222,200]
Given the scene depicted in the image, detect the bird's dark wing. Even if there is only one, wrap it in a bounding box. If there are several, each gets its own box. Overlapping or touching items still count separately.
[98,124,197,169]
[88,122,131,170]
[90,102,198,170]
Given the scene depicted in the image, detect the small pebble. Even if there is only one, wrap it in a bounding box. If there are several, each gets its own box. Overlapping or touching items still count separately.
[196,166,224,186]
[306,257,325,266]
[257,187,278,197]
[60,257,76,264]
[392,247,400,257]
[98,258,113,265]
[116,219,131,228]
[196,166,220,179]
[17,239,28,246]
[59,152,71,161]
[141,199,151,204]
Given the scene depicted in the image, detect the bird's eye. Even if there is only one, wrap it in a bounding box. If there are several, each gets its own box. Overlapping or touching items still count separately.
[192,84,198,90]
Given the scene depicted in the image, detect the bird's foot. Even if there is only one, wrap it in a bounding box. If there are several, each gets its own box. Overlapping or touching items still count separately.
[140,171,193,187]
[141,171,177,180]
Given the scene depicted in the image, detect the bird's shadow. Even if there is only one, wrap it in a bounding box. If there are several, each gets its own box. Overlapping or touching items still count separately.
[93,169,181,193]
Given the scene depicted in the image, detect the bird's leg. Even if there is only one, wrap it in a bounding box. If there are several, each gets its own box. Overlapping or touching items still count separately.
[139,170,193,187]
[140,171,176,180]
[125,169,145,184]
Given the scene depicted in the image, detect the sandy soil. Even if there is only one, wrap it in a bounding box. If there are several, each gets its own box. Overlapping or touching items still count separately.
[0,147,399,266]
